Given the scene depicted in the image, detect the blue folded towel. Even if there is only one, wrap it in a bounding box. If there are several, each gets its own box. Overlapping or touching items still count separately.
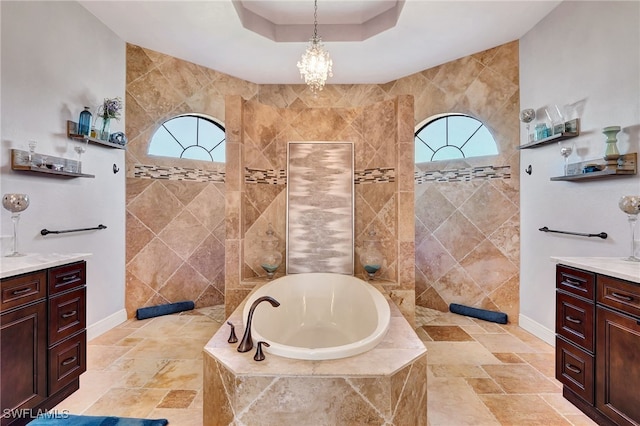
[449,303,508,324]
[28,414,168,426]
[136,301,194,320]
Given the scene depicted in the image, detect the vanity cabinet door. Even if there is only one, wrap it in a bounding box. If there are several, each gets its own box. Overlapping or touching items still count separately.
[0,300,47,426]
[596,306,640,426]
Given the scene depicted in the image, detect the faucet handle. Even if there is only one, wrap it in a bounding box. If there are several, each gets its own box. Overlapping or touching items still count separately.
[226,321,238,344]
[254,341,270,361]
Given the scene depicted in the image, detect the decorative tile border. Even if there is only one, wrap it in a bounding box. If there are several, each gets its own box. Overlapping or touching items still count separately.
[244,168,287,185]
[134,164,225,182]
[354,167,395,184]
[244,167,396,185]
[415,165,511,183]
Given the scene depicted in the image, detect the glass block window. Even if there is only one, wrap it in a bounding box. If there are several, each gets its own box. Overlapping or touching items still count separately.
[148,114,225,162]
[415,114,498,163]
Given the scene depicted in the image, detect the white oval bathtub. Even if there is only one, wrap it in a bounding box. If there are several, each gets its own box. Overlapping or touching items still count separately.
[242,273,391,360]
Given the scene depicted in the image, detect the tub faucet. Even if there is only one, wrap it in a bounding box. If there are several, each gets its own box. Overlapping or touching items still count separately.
[237,296,280,353]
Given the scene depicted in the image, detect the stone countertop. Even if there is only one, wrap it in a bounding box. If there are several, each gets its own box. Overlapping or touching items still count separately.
[204,284,426,377]
[551,256,640,283]
[0,253,92,279]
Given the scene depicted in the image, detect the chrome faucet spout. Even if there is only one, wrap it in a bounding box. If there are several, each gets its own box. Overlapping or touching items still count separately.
[237,296,280,353]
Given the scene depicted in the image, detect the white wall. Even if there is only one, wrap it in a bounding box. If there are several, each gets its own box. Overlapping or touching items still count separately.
[1,1,127,337]
[519,1,640,344]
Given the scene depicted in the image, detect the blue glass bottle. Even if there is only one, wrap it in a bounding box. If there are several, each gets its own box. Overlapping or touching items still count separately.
[78,107,92,136]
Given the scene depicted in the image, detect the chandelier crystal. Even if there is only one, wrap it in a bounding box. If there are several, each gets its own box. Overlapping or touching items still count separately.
[297,0,333,93]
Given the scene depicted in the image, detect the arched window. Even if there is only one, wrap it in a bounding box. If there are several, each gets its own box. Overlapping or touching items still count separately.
[415,114,498,163]
[148,114,225,162]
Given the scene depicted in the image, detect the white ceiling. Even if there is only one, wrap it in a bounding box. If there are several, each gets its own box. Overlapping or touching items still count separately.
[78,0,561,85]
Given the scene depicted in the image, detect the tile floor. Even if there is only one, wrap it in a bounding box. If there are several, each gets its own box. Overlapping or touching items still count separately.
[53,306,597,425]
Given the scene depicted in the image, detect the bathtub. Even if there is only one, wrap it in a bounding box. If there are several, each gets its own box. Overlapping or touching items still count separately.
[243,273,391,360]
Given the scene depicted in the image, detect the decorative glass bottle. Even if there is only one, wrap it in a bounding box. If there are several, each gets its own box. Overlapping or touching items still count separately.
[260,223,282,279]
[78,106,92,136]
[360,229,383,280]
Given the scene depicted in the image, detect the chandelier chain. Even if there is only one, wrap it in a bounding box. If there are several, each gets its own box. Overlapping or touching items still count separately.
[313,0,318,39]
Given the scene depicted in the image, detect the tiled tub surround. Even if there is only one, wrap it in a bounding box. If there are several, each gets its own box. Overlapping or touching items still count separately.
[203,283,427,426]
[225,96,416,322]
[125,40,520,321]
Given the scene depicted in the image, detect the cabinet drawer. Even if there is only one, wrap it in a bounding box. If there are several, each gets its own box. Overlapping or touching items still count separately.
[556,336,594,405]
[49,287,86,346]
[1,271,46,312]
[598,275,640,318]
[557,265,595,301]
[48,330,86,395]
[556,291,594,352]
[48,261,85,296]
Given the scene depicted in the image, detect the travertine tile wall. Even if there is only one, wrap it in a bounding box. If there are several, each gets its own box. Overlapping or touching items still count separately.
[413,42,520,323]
[124,40,519,322]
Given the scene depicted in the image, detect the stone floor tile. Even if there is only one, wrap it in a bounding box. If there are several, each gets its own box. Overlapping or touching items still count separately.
[465,377,504,394]
[428,377,500,425]
[482,364,560,394]
[492,352,524,364]
[422,325,474,341]
[480,394,572,426]
[157,389,198,408]
[471,333,538,353]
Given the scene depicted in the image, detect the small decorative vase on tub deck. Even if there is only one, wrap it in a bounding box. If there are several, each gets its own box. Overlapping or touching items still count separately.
[603,125,621,161]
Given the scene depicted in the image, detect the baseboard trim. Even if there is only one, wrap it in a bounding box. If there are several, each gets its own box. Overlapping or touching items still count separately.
[518,314,555,346]
[87,309,127,341]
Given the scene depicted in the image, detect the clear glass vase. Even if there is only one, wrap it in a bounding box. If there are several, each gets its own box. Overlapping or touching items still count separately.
[360,229,383,280]
[98,117,111,141]
[618,195,640,262]
[260,223,282,279]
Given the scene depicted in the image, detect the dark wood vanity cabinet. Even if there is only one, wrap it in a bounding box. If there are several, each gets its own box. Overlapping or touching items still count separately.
[1,261,86,426]
[556,264,640,426]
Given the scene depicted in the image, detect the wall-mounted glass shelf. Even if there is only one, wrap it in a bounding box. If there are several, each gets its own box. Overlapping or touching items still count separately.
[10,149,95,178]
[518,118,580,149]
[550,152,637,181]
[66,120,126,150]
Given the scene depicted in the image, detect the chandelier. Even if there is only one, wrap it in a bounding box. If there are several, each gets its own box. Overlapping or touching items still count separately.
[297,0,333,93]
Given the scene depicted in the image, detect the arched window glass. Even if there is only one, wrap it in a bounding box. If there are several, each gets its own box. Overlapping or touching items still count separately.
[415,114,498,163]
[148,114,225,162]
